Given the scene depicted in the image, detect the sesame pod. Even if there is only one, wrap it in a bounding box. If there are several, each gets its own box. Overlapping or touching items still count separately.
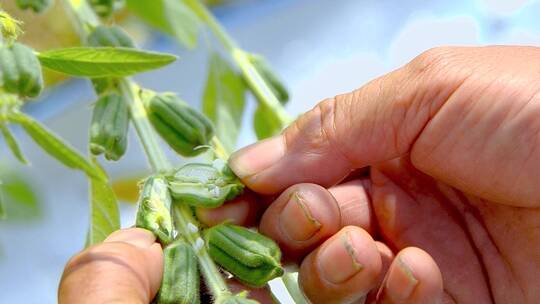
[168,161,244,208]
[89,93,130,161]
[88,0,124,18]
[157,240,200,304]
[0,43,44,98]
[87,25,134,95]
[204,224,284,288]
[135,176,174,245]
[146,93,214,157]
[247,54,289,105]
[87,25,135,48]
[15,0,53,13]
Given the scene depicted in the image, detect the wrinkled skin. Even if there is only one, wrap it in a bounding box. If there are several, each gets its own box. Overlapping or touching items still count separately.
[222,46,540,304]
[59,46,540,304]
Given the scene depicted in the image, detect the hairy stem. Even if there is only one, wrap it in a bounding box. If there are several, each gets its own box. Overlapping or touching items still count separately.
[184,3,309,302]
[62,0,231,298]
[173,205,230,297]
[119,81,169,172]
[282,272,309,304]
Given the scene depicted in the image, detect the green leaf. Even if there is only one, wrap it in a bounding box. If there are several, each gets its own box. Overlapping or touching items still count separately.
[126,0,201,49]
[253,104,282,140]
[8,112,105,181]
[126,0,170,33]
[0,170,41,221]
[163,0,201,49]
[203,53,246,152]
[37,47,177,78]
[86,159,120,247]
[0,124,28,164]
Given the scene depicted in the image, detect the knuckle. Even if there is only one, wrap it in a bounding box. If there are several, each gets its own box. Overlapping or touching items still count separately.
[408,46,457,76]
[285,94,358,166]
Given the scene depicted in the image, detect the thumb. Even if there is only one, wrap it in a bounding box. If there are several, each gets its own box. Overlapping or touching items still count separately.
[58,228,163,304]
[229,48,461,194]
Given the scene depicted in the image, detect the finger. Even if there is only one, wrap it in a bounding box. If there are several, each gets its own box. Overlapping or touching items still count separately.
[365,241,395,303]
[371,161,492,303]
[259,183,341,262]
[328,178,375,234]
[229,48,464,194]
[201,178,374,237]
[376,247,443,304]
[58,228,163,304]
[298,226,382,304]
[196,191,263,227]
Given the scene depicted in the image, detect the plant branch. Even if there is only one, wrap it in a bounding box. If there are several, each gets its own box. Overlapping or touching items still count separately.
[61,0,231,298]
[184,0,292,126]
[61,0,98,40]
[282,271,309,304]
[210,136,229,160]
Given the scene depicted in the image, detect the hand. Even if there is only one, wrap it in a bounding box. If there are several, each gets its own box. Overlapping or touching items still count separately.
[200,46,540,303]
[58,228,163,304]
[58,228,274,303]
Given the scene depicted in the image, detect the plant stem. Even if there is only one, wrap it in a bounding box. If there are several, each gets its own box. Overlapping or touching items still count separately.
[183,4,309,302]
[61,0,98,40]
[184,0,292,126]
[173,204,230,297]
[282,272,309,304]
[211,136,229,160]
[119,80,169,173]
[61,0,231,299]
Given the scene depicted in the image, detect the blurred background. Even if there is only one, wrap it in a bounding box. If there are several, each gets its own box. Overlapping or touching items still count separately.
[1,0,540,302]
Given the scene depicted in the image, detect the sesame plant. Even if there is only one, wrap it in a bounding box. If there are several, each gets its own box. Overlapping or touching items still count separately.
[0,0,307,303]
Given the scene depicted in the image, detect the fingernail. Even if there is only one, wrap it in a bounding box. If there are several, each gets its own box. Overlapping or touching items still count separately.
[104,228,156,249]
[386,257,418,301]
[229,135,285,178]
[280,192,322,241]
[318,231,363,283]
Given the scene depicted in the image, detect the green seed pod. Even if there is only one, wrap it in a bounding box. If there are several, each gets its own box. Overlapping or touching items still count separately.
[157,240,200,304]
[0,43,44,98]
[168,160,244,208]
[89,93,130,161]
[204,224,284,288]
[87,25,134,95]
[88,0,124,18]
[146,93,214,157]
[87,25,135,48]
[135,176,174,245]
[247,54,289,104]
[15,0,53,13]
